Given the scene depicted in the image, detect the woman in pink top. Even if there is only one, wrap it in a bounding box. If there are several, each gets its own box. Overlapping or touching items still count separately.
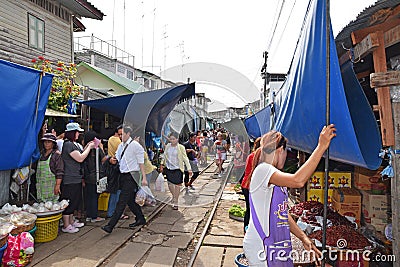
[240,137,261,233]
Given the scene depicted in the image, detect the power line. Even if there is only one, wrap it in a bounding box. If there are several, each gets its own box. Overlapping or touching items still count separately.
[267,0,286,52]
[285,0,313,73]
[123,0,126,51]
[273,0,313,96]
[269,0,298,65]
[151,1,156,73]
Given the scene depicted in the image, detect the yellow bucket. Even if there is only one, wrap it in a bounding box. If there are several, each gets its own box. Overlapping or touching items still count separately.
[98,192,110,211]
[35,213,62,243]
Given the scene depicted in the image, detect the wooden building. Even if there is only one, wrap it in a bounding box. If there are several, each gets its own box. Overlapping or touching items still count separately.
[335,0,400,262]
[0,0,103,206]
[0,0,104,66]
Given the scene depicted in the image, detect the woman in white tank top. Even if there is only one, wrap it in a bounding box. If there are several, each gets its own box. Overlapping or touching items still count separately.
[243,124,336,266]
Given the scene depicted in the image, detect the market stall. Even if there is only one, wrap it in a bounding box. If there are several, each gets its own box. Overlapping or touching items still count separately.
[0,200,69,264]
[242,0,396,264]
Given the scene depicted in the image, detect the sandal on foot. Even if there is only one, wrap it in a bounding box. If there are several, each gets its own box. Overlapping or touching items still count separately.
[120,214,129,220]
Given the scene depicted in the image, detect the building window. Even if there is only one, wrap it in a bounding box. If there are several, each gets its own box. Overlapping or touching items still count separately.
[117,64,126,74]
[28,14,44,51]
[144,78,150,88]
[127,70,133,80]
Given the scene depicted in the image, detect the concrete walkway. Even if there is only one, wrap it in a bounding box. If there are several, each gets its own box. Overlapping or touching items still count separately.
[31,158,241,267]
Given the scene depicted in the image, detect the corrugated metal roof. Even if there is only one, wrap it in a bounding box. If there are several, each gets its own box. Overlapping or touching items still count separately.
[78,62,144,93]
[335,0,400,56]
[58,0,104,20]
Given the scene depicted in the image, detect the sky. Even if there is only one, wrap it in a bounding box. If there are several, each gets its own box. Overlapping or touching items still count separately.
[77,0,377,111]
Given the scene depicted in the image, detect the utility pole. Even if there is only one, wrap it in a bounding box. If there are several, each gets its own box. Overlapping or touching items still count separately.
[391,86,400,267]
[162,24,168,75]
[261,51,268,108]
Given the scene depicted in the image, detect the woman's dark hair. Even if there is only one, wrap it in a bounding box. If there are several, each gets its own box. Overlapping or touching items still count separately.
[43,141,58,150]
[84,130,97,145]
[64,130,77,141]
[168,132,179,139]
[115,124,123,133]
[46,126,56,134]
[77,133,85,146]
[253,137,261,152]
[189,132,196,138]
[249,131,287,179]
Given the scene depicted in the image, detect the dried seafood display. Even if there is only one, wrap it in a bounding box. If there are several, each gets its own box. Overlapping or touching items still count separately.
[309,225,370,250]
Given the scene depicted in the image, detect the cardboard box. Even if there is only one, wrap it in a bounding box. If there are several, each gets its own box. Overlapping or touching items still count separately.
[332,188,361,203]
[332,188,361,225]
[331,172,352,188]
[307,189,333,204]
[370,217,389,233]
[308,172,351,189]
[360,190,390,220]
[353,166,383,191]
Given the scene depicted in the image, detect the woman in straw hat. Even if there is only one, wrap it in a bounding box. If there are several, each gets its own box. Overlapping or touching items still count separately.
[36,133,64,202]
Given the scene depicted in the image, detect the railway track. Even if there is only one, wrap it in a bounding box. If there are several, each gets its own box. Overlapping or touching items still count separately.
[99,159,235,267]
[31,158,238,267]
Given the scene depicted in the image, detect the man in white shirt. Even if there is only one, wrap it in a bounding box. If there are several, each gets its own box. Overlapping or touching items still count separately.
[102,126,148,233]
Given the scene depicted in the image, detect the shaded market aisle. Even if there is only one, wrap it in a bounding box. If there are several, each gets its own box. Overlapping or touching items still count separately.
[31,157,235,267]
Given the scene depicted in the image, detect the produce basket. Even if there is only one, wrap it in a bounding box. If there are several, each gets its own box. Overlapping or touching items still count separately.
[11,225,37,237]
[10,222,35,235]
[35,213,62,243]
[228,204,246,222]
[229,213,244,222]
[9,211,37,235]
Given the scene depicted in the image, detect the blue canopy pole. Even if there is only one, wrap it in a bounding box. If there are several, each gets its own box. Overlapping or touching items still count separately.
[27,73,43,202]
[322,0,331,265]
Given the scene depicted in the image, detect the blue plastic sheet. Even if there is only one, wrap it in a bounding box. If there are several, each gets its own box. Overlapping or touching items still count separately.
[81,83,195,137]
[0,60,53,170]
[244,105,272,140]
[244,0,381,170]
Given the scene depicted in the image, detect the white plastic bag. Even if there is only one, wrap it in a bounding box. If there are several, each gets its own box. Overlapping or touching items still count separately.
[155,173,165,192]
[12,166,33,185]
[136,186,156,207]
[142,186,156,206]
[135,188,147,206]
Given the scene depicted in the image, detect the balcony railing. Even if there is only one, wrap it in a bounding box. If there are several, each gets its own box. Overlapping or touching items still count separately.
[74,35,134,67]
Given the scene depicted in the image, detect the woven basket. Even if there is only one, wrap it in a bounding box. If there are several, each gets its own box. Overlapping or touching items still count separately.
[35,214,62,243]
[10,222,35,235]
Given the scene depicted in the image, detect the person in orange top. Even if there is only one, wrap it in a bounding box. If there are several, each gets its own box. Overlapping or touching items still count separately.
[240,137,261,233]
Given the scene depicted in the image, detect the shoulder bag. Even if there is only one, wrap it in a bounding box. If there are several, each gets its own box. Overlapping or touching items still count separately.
[96,148,108,193]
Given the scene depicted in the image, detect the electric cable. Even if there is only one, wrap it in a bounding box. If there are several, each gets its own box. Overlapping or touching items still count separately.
[266,0,286,52]
[273,0,313,96]
[268,0,298,65]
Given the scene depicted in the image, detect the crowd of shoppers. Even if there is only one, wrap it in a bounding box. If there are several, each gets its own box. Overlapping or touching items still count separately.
[34,120,238,236]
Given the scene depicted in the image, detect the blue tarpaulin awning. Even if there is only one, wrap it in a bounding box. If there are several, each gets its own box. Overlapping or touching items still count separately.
[81,83,195,137]
[244,0,382,170]
[244,105,272,140]
[0,59,53,171]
